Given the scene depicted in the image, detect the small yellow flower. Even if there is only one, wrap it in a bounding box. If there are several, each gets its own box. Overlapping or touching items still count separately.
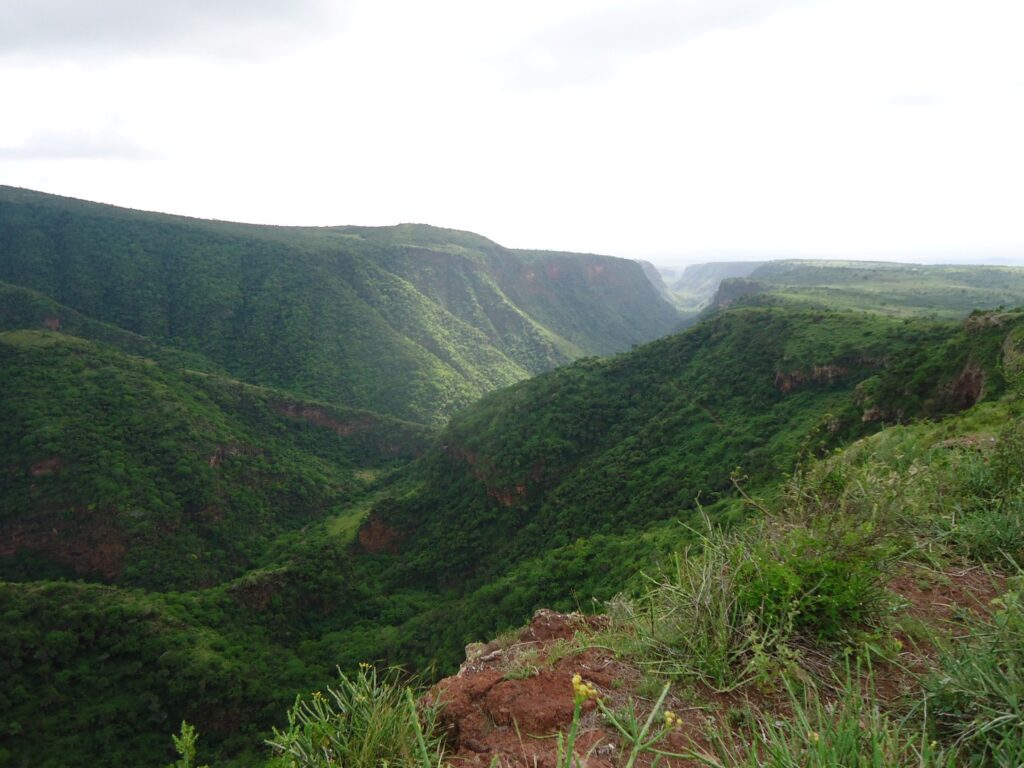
[809,731,820,743]
[663,710,681,729]
[571,673,599,702]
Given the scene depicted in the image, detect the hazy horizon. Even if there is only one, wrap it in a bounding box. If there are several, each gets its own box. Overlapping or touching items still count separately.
[2,0,1022,261]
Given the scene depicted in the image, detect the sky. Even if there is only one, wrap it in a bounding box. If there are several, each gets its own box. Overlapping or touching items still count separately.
[1,0,1022,266]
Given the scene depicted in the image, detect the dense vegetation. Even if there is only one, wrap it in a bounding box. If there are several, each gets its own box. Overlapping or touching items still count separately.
[0,186,679,426]
[715,259,1024,319]
[0,329,429,590]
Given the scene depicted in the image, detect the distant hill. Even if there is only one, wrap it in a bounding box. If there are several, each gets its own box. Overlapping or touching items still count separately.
[710,259,1024,318]
[0,186,680,425]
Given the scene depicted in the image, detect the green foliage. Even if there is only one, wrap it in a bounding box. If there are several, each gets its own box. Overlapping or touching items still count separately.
[926,577,1024,766]
[735,523,888,641]
[726,259,1024,320]
[266,666,444,768]
[4,189,1024,768]
[0,185,679,426]
[375,306,961,598]
[169,722,209,768]
[603,510,892,691]
[0,330,429,590]
[698,672,951,767]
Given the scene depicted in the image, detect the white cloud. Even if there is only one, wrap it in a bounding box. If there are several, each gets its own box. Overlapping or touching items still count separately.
[0,0,340,59]
[0,0,1021,262]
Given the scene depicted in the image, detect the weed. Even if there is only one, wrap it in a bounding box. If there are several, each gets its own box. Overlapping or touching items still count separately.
[605,509,891,691]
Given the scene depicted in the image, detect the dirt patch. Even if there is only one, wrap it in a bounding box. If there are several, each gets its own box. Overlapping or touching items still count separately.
[774,364,850,393]
[429,610,710,768]
[357,515,401,554]
[0,508,126,580]
[207,443,263,468]
[888,564,1006,625]
[28,455,62,477]
[229,576,280,612]
[949,364,986,411]
[273,401,377,436]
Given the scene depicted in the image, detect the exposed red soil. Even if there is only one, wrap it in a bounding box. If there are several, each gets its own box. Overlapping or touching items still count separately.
[229,577,280,612]
[949,364,986,411]
[357,515,402,554]
[207,443,263,468]
[888,563,1005,625]
[428,566,1008,767]
[429,610,709,768]
[0,508,126,580]
[28,455,62,476]
[273,401,378,436]
[774,364,850,393]
[446,445,543,508]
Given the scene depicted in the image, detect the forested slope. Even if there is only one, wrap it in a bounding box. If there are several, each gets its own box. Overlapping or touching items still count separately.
[0,187,679,425]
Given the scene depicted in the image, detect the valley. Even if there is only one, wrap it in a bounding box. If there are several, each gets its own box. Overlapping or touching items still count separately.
[1,188,1023,767]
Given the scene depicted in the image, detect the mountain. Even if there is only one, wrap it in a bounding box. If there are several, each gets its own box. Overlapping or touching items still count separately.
[0,186,680,426]
[0,328,431,591]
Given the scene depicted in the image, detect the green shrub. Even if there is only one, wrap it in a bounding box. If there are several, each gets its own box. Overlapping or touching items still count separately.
[736,525,887,641]
[266,665,444,768]
[604,511,892,691]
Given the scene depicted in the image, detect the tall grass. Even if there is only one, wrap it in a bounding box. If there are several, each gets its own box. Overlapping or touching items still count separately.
[695,672,952,768]
[604,508,893,692]
[266,665,444,768]
[927,576,1024,766]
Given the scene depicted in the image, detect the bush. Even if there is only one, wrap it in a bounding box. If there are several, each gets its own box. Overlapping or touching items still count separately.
[604,510,892,691]
[736,525,887,641]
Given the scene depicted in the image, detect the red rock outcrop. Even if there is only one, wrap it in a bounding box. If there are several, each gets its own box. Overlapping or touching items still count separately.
[0,509,126,580]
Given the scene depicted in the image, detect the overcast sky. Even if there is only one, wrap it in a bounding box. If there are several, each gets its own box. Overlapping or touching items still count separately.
[1,0,1022,264]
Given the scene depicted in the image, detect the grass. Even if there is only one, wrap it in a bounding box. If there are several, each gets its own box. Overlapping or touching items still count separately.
[694,671,952,767]
[926,574,1024,766]
[601,506,894,692]
[265,665,445,768]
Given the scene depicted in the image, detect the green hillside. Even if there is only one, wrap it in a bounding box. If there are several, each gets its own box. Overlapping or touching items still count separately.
[354,306,1017,651]
[0,329,429,591]
[0,186,680,425]
[3,302,1022,767]
[715,259,1024,318]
